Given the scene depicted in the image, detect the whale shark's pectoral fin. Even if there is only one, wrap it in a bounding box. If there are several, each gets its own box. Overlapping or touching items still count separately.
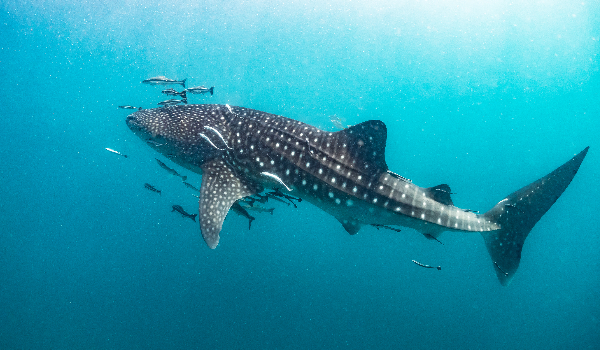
[198,158,261,249]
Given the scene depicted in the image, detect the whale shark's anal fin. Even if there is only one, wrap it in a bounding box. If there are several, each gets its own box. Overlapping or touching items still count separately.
[482,147,589,286]
[198,158,261,249]
[336,217,363,235]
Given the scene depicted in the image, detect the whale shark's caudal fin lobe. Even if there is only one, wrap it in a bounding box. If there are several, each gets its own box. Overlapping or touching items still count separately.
[481,147,589,286]
[198,159,261,249]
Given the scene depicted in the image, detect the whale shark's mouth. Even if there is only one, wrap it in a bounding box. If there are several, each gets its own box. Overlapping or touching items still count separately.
[125,114,143,132]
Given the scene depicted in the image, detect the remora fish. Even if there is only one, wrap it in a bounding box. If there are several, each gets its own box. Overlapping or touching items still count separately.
[119,105,143,110]
[412,260,441,271]
[142,76,186,88]
[238,201,275,215]
[183,181,200,192]
[186,86,214,95]
[329,115,345,130]
[155,158,187,181]
[126,104,589,286]
[172,205,197,221]
[231,202,255,229]
[146,140,164,147]
[105,147,127,158]
[191,194,255,228]
[162,88,187,98]
[144,183,161,195]
[158,98,187,106]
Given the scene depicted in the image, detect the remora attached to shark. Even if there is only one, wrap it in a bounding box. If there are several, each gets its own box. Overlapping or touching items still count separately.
[126,104,589,285]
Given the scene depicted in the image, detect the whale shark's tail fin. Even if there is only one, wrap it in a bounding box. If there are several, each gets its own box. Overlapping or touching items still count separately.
[481,147,589,286]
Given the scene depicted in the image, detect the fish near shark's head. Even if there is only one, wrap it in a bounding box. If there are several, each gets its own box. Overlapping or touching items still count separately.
[127,104,263,250]
[126,104,235,171]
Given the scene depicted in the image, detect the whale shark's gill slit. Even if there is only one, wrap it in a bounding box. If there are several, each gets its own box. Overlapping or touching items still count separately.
[198,133,226,151]
[204,126,233,150]
[261,172,292,191]
[305,137,315,155]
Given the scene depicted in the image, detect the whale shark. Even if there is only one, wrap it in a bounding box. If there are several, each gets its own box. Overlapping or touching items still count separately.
[126,104,588,285]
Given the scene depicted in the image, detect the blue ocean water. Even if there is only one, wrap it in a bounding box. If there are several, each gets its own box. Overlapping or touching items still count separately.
[1,1,599,349]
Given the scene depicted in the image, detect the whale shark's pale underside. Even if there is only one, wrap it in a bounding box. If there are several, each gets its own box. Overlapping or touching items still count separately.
[126,104,588,286]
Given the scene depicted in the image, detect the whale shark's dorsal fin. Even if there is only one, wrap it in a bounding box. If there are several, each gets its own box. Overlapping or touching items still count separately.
[334,120,389,173]
[198,158,261,249]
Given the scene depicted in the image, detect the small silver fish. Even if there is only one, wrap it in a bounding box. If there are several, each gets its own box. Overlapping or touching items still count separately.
[158,98,187,106]
[186,86,214,95]
[105,147,127,158]
[238,201,275,215]
[161,88,187,98]
[183,181,200,192]
[146,140,164,147]
[144,183,161,195]
[156,158,187,181]
[231,202,255,229]
[172,205,197,222]
[329,115,345,130]
[142,76,186,87]
[412,260,441,271]
[118,105,143,110]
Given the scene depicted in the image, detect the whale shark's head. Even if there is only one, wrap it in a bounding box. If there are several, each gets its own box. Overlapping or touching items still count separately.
[126,104,234,171]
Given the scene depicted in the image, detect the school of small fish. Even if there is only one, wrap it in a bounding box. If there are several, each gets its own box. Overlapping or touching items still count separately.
[117,76,215,110]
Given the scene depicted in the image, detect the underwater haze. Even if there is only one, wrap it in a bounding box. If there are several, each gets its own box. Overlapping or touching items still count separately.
[1,1,599,349]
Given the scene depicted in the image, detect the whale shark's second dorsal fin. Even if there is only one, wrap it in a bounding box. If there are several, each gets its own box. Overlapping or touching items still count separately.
[198,158,261,249]
[425,184,454,206]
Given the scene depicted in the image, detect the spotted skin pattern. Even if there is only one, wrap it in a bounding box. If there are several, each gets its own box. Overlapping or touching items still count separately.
[126,104,588,285]
[219,106,498,235]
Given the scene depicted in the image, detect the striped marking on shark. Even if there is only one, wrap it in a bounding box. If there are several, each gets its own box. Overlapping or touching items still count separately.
[126,104,589,285]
